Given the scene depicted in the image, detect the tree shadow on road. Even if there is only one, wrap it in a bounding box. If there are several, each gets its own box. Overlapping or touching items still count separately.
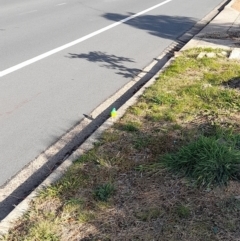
[103,13,197,40]
[102,13,240,48]
[67,51,141,78]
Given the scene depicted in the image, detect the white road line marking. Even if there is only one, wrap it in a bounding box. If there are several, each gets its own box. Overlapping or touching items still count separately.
[1,0,172,77]
[19,10,37,15]
[56,3,67,6]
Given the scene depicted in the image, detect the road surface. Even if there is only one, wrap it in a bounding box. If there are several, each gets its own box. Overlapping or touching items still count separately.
[0,0,224,186]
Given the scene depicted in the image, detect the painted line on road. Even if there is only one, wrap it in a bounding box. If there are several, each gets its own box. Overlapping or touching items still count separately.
[0,0,172,77]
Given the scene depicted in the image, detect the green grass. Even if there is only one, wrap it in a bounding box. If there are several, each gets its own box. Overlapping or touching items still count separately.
[140,49,240,123]
[121,121,141,132]
[175,204,191,219]
[24,221,60,241]
[133,134,151,150]
[78,211,96,223]
[135,207,162,221]
[94,183,115,202]
[161,133,240,187]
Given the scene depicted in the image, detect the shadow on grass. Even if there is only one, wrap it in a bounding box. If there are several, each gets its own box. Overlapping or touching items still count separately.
[15,122,239,241]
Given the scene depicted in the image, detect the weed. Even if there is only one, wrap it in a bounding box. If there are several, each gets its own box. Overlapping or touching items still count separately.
[64,198,84,207]
[39,168,89,199]
[171,124,182,130]
[135,208,161,221]
[94,183,115,202]
[133,134,151,150]
[226,220,238,232]
[74,151,96,163]
[217,197,240,212]
[101,131,120,143]
[130,107,142,116]
[161,135,240,187]
[175,204,191,218]
[93,141,103,147]
[25,221,59,241]
[78,211,96,223]
[163,111,175,122]
[38,185,61,199]
[122,122,140,132]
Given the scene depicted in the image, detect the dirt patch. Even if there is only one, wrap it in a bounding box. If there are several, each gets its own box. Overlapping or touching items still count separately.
[232,0,240,12]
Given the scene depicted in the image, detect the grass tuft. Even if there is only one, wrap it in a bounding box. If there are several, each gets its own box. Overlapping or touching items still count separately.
[25,221,59,241]
[135,208,162,221]
[175,204,191,219]
[94,183,115,202]
[161,134,240,187]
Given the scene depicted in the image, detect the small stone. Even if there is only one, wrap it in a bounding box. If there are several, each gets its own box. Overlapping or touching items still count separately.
[206,52,216,58]
[197,52,206,59]
[235,195,240,200]
[229,48,240,60]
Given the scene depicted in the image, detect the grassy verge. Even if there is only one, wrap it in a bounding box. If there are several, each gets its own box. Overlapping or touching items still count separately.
[3,48,240,241]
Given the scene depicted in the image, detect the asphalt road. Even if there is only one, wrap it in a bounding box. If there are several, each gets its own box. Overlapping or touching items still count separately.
[0,0,224,186]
